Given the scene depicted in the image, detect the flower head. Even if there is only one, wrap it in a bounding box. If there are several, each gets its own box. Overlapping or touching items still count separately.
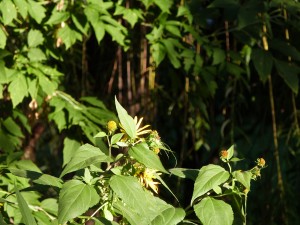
[134,166,161,194]
[107,120,118,133]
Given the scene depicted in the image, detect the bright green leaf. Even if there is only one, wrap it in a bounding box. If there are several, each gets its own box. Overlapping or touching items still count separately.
[13,0,28,19]
[63,137,81,167]
[60,144,111,177]
[232,170,252,190]
[0,27,7,49]
[153,0,173,13]
[8,73,28,108]
[27,0,46,24]
[46,11,70,25]
[3,117,23,138]
[57,25,82,49]
[191,164,230,203]
[91,20,105,44]
[151,207,185,225]
[111,133,124,145]
[15,186,38,225]
[27,29,44,47]
[151,42,166,66]
[58,180,100,224]
[129,142,168,173]
[115,97,136,139]
[227,145,234,160]
[38,74,57,95]
[27,48,46,62]
[194,197,234,225]
[0,0,17,25]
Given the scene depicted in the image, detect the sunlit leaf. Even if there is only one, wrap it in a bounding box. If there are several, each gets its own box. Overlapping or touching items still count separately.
[0,27,7,49]
[0,0,17,25]
[28,0,46,24]
[27,29,44,47]
[62,137,81,167]
[8,73,28,108]
[232,170,252,190]
[191,164,230,203]
[58,180,100,224]
[194,197,233,225]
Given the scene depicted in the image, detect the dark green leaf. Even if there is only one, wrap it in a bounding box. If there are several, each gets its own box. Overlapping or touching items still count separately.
[129,143,168,173]
[15,186,38,225]
[3,117,23,138]
[58,180,100,224]
[152,42,166,66]
[270,39,300,61]
[251,49,273,82]
[194,197,233,225]
[169,168,199,180]
[191,164,230,203]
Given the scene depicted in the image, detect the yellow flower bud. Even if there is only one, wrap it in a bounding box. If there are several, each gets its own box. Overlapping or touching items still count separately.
[257,158,266,167]
[107,121,117,133]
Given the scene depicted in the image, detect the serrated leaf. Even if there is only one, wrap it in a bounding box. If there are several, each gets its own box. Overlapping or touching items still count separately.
[8,73,28,108]
[153,0,172,13]
[0,0,17,25]
[27,48,46,62]
[38,73,57,95]
[191,164,230,203]
[151,42,166,66]
[91,20,105,44]
[115,97,136,138]
[0,27,7,49]
[27,29,44,47]
[58,180,100,224]
[46,11,70,25]
[28,0,46,24]
[62,137,81,167]
[57,25,82,49]
[194,197,233,225]
[169,168,199,180]
[129,142,168,173]
[13,0,28,19]
[232,170,252,190]
[15,186,38,225]
[60,144,111,177]
[251,49,273,82]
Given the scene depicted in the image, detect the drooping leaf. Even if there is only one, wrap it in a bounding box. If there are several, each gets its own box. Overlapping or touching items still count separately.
[232,170,252,190]
[58,180,100,224]
[15,186,38,225]
[191,164,230,203]
[275,59,300,94]
[60,144,111,177]
[57,25,82,49]
[27,0,46,24]
[27,29,44,47]
[115,97,136,138]
[153,0,173,13]
[169,168,199,180]
[129,142,168,173]
[270,39,300,61]
[227,145,234,160]
[0,0,17,25]
[251,49,273,82]
[8,73,28,108]
[194,197,234,225]
[3,117,23,138]
[151,42,166,66]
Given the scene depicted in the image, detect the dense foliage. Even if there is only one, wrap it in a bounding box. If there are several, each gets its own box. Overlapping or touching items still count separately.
[0,0,300,224]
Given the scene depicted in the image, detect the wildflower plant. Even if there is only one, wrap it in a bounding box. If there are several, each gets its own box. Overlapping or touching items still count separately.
[1,98,265,225]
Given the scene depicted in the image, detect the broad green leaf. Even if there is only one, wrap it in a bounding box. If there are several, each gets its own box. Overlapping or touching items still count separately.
[57,25,82,49]
[11,159,41,172]
[115,97,136,138]
[15,186,38,225]
[161,38,181,68]
[71,14,90,35]
[111,133,124,145]
[212,48,226,65]
[0,60,6,83]
[27,0,46,24]
[165,24,181,38]
[60,144,111,177]
[8,73,28,108]
[104,24,126,46]
[27,29,44,47]
[232,170,252,190]
[169,168,199,180]
[275,60,300,94]
[154,0,173,13]
[27,48,46,62]
[0,0,17,25]
[10,169,63,188]
[191,164,230,203]
[251,49,273,82]
[13,0,28,19]
[129,142,168,173]
[151,207,185,225]
[194,197,233,225]
[0,27,7,49]
[38,73,57,95]
[151,42,166,66]
[3,117,23,138]
[91,20,105,44]
[270,39,300,61]
[40,198,58,216]
[58,180,100,224]
[110,175,156,222]
[46,11,70,25]
[92,217,119,225]
[63,137,81,167]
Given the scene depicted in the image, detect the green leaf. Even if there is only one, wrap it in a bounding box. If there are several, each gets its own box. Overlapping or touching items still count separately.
[104,24,126,46]
[129,143,168,173]
[151,207,185,225]
[13,0,28,19]
[115,97,136,139]
[15,186,38,225]
[57,25,82,49]
[0,27,7,49]
[153,0,173,13]
[8,73,28,108]
[46,11,70,25]
[169,168,199,180]
[0,0,17,25]
[251,49,273,82]
[212,48,226,65]
[191,164,230,203]
[38,73,57,95]
[151,42,166,66]
[227,145,234,160]
[91,20,105,44]
[27,0,46,24]
[3,117,23,138]
[194,197,233,225]
[270,39,300,61]
[62,137,81,167]
[27,48,46,62]
[161,38,181,68]
[27,29,44,47]
[40,198,58,216]
[111,133,124,145]
[232,170,252,190]
[60,144,111,177]
[10,169,63,188]
[275,60,300,94]
[58,180,100,224]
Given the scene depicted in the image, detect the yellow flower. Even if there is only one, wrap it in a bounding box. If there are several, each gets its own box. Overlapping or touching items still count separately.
[135,167,161,194]
[107,120,117,133]
[134,116,151,137]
